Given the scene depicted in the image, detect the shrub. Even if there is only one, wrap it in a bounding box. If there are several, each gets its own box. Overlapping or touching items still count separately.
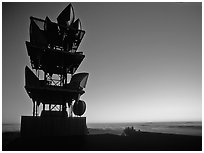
[122,126,139,136]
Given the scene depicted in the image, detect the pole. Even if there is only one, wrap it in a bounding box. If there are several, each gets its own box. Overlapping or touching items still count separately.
[33,100,35,116]
[35,102,38,116]
[43,103,45,111]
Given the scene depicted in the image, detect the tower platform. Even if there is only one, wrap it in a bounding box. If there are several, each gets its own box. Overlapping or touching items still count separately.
[21,116,87,137]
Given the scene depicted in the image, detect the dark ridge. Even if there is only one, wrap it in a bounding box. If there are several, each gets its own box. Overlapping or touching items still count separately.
[167,125,202,129]
[3,132,201,151]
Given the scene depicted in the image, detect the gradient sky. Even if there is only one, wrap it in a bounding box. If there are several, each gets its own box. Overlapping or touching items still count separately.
[2,2,201,124]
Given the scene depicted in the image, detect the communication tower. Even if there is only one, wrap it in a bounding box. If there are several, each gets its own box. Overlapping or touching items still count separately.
[21,4,89,137]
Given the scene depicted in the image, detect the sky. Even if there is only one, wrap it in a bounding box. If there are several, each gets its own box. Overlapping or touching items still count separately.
[2,2,202,124]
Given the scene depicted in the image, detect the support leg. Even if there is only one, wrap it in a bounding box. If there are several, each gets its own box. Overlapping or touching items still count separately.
[49,104,51,111]
[32,100,35,117]
[43,104,45,111]
[35,102,38,116]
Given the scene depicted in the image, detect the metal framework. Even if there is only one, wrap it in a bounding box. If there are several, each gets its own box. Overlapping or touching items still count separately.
[25,4,88,118]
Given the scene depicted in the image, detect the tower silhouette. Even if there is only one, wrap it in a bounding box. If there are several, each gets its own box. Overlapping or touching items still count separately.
[21,4,89,137]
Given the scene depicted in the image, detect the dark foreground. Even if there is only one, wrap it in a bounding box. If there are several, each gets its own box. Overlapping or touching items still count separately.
[3,132,202,151]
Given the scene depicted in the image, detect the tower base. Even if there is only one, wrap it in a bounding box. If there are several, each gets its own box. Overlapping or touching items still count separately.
[21,116,87,137]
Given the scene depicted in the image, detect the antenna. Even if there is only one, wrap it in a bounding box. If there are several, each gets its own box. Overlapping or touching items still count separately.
[21,3,89,137]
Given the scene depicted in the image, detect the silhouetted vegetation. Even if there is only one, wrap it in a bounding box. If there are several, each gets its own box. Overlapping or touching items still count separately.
[122,126,140,136]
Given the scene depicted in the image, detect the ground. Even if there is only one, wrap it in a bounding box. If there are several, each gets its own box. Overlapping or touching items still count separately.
[3,131,202,151]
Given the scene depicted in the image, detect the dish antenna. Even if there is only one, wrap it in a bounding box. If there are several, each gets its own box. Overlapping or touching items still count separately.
[57,4,75,30]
